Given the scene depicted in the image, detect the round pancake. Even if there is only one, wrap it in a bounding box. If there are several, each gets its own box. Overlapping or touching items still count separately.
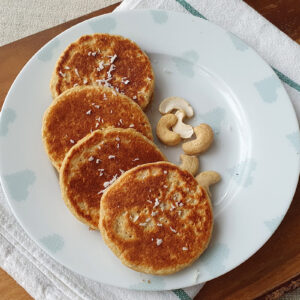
[42,85,153,170]
[60,128,166,229]
[50,34,154,110]
[99,162,213,275]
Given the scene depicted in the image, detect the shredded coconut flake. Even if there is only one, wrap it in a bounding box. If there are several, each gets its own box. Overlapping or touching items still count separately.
[153,198,160,208]
[116,137,120,141]
[163,185,168,188]
[64,66,70,70]
[96,159,101,164]
[151,211,158,216]
[95,122,99,128]
[108,155,115,159]
[103,174,118,188]
[86,109,92,115]
[146,200,152,204]
[132,158,139,161]
[170,227,177,233]
[129,124,135,128]
[88,156,94,161]
[133,215,139,222]
[59,71,65,77]
[182,247,188,251]
[157,223,162,227]
[119,169,125,174]
[112,90,116,96]
[70,139,75,144]
[74,68,79,77]
[97,190,105,194]
[83,79,88,84]
[97,61,104,71]
[73,83,78,87]
[132,96,137,100]
[156,239,163,246]
[97,145,101,150]
[108,54,117,64]
[91,51,97,57]
[164,171,167,174]
[121,77,130,84]
[107,64,116,78]
[139,222,147,226]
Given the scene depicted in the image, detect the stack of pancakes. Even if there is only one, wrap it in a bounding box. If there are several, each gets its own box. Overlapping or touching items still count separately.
[42,34,213,275]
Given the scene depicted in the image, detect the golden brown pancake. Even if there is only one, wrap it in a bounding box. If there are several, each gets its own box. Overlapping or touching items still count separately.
[99,162,213,275]
[60,128,166,229]
[50,34,154,110]
[42,85,153,170]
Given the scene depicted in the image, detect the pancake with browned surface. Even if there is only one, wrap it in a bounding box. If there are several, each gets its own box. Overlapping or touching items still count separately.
[99,161,213,275]
[60,128,166,229]
[50,34,154,110]
[42,85,153,170]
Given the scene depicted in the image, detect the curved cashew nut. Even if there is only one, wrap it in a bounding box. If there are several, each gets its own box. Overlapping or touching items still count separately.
[196,171,221,196]
[182,123,214,155]
[172,110,194,139]
[156,114,181,146]
[179,154,199,176]
[159,97,194,118]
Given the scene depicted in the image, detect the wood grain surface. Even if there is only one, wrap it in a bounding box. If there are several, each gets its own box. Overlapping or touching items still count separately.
[0,1,299,300]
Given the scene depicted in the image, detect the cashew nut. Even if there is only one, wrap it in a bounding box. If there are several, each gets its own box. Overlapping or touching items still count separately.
[182,123,214,155]
[179,154,199,176]
[172,110,194,139]
[159,97,194,118]
[156,114,181,146]
[196,171,221,195]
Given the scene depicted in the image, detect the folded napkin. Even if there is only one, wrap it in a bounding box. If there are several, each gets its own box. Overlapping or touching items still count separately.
[1,1,299,300]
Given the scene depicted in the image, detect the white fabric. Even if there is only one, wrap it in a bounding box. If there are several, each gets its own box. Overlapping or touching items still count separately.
[1,0,300,299]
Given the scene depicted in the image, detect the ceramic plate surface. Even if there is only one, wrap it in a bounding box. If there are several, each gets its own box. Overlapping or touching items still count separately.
[0,10,299,291]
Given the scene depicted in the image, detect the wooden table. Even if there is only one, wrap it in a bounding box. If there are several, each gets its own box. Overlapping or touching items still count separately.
[0,1,299,299]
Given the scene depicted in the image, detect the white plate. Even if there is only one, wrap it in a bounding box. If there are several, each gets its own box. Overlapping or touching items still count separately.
[0,9,299,291]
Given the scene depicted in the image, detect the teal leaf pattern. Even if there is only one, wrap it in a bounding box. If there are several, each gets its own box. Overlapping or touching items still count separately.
[195,107,226,135]
[264,215,282,232]
[228,32,249,51]
[40,234,64,253]
[150,10,168,24]
[89,17,116,33]
[227,158,256,187]
[37,38,60,62]
[254,75,281,103]
[286,131,300,154]
[172,50,199,78]
[200,242,230,275]
[4,170,36,202]
[0,108,16,136]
